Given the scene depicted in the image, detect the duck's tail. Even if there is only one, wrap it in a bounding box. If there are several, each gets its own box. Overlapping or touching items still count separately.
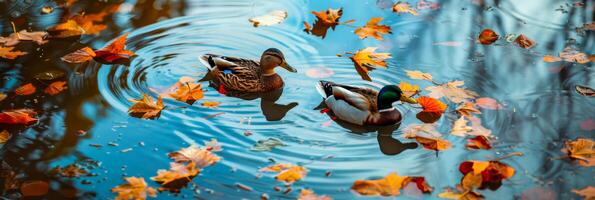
[316,80,336,98]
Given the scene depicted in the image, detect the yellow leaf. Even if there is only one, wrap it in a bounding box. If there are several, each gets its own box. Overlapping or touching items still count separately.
[111,177,157,200]
[564,138,595,167]
[275,166,307,183]
[438,188,484,200]
[425,81,479,103]
[202,101,220,108]
[392,2,418,15]
[249,10,287,27]
[399,81,420,97]
[259,163,295,172]
[128,94,165,119]
[349,47,392,81]
[354,17,392,40]
[151,162,200,186]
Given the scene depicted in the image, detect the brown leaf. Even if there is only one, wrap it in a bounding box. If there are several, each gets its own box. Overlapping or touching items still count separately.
[354,17,392,40]
[572,186,595,200]
[20,180,49,197]
[248,10,287,27]
[15,83,36,96]
[349,47,392,81]
[576,85,595,97]
[128,94,165,119]
[563,138,595,167]
[112,177,157,200]
[151,162,199,189]
[0,46,27,59]
[0,109,38,125]
[514,34,536,49]
[478,29,499,45]
[392,2,418,15]
[0,93,6,102]
[466,135,492,150]
[44,81,68,95]
[61,47,96,63]
[168,146,221,168]
[47,20,85,38]
[0,30,48,46]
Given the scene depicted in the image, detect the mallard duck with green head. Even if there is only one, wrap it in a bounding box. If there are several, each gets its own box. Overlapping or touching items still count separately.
[199,48,297,93]
[316,81,418,126]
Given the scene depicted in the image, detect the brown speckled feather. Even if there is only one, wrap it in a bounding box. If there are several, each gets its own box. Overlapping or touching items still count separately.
[202,54,284,92]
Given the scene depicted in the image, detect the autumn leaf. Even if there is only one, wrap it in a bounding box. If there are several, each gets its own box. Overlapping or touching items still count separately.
[202,101,220,108]
[402,123,441,138]
[576,85,595,97]
[399,81,421,98]
[572,186,595,200]
[44,81,67,95]
[47,20,85,38]
[305,8,348,38]
[416,96,447,123]
[458,160,515,190]
[0,46,27,59]
[408,135,451,152]
[0,93,6,102]
[451,116,473,137]
[94,33,136,64]
[249,10,287,27]
[475,97,503,110]
[112,177,157,200]
[298,189,332,200]
[467,116,492,136]
[0,109,38,125]
[392,2,418,15]
[128,94,165,119]
[151,162,200,188]
[354,17,392,40]
[0,130,11,144]
[456,102,481,117]
[426,80,479,103]
[52,164,89,178]
[351,172,432,197]
[405,70,433,82]
[168,145,221,168]
[0,30,48,46]
[204,138,222,152]
[544,47,593,64]
[61,47,96,63]
[169,82,204,104]
[438,188,484,200]
[15,83,36,96]
[259,163,295,172]
[275,166,308,183]
[349,47,392,81]
[478,29,499,45]
[466,135,492,150]
[563,138,594,167]
[514,34,535,49]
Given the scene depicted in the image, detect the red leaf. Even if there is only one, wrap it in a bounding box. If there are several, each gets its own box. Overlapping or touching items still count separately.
[15,83,36,96]
[0,109,38,125]
[478,29,499,45]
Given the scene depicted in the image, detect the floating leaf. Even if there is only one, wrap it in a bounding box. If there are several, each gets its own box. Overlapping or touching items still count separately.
[426,81,479,103]
[128,94,165,119]
[562,138,594,167]
[202,101,220,108]
[52,164,89,178]
[576,85,595,97]
[41,6,54,14]
[48,20,85,38]
[475,97,504,110]
[20,180,49,197]
[15,83,36,96]
[399,81,421,98]
[275,166,308,183]
[151,162,199,188]
[416,96,447,123]
[249,10,287,27]
[354,17,392,40]
[0,46,27,59]
[94,33,136,64]
[61,47,96,63]
[351,172,432,197]
[168,146,221,168]
[298,189,332,200]
[112,177,157,200]
[251,138,286,151]
[0,30,48,46]
[478,29,499,45]
[402,123,441,138]
[459,160,515,190]
[409,135,451,152]
[451,116,473,137]
[349,47,392,81]
[438,188,484,200]
[259,163,295,172]
[0,130,11,144]
[305,8,345,38]
[456,102,481,117]
[0,109,38,125]
[392,2,418,15]
[405,70,433,82]
[44,81,67,95]
[514,34,536,49]
[572,186,595,200]
[204,139,222,152]
[466,136,492,150]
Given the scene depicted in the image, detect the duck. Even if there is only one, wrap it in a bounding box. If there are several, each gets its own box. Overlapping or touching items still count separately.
[315,81,418,126]
[199,48,297,93]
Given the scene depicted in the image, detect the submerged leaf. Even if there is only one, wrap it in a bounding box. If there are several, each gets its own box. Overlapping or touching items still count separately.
[349,47,392,81]
[354,17,392,40]
[20,180,49,197]
[249,10,287,27]
[112,177,157,200]
[404,70,433,82]
[514,34,536,49]
[475,97,503,110]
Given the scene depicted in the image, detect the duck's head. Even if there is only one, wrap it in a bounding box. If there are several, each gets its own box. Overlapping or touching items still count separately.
[377,85,418,110]
[260,48,297,74]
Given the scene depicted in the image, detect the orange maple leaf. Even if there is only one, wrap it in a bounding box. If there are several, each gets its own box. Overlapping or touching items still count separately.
[0,46,27,59]
[15,83,36,96]
[354,17,392,40]
[459,160,515,190]
[466,135,492,150]
[128,94,165,119]
[349,47,392,81]
[168,146,221,168]
[44,81,68,95]
[151,162,200,187]
[94,33,136,64]
[111,177,157,200]
[0,109,37,125]
[275,166,308,183]
[351,172,432,197]
[305,8,352,38]
[392,2,418,15]
[563,138,595,167]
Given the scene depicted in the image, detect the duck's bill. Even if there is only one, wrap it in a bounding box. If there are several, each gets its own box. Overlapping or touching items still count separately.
[400,96,418,104]
[280,61,297,73]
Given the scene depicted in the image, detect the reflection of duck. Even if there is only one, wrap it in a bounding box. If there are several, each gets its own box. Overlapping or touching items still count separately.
[315,81,417,126]
[199,48,297,93]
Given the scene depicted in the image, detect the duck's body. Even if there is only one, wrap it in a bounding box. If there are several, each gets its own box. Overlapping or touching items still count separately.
[200,48,296,93]
[316,81,416,126]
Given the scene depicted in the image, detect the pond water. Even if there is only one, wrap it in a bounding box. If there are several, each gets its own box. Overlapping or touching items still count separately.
[0,0,594,199]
